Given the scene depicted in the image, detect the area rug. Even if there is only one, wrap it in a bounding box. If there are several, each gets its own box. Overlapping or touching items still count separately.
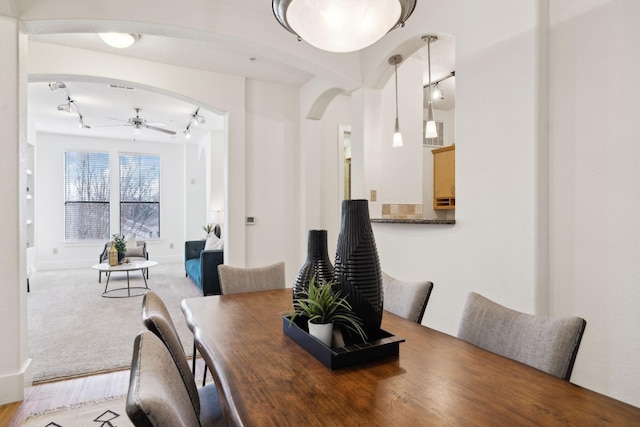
[28,262,202,382]
[23,396,132,426]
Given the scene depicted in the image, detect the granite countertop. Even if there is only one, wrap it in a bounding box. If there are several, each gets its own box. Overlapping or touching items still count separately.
[370,218,455,224]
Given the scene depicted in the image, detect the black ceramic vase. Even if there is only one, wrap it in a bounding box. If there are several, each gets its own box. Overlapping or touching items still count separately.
[333,199,383,336]
[293,230,334,300]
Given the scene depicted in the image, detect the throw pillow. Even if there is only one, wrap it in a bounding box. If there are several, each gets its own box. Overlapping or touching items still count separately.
[126,236,138,251]
[126,246,145,257]
[205,234,223,250]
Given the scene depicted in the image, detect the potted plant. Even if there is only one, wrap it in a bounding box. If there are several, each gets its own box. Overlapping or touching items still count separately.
[113,233,127,263]
[290,275,367,347]
[202,223,215,239]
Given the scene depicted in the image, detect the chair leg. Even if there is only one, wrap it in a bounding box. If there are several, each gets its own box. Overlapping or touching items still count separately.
[99,271,102,283]
[192,343,209,386]
[27,278,30,292]
[192,343,197,376]
[203,365,208,387]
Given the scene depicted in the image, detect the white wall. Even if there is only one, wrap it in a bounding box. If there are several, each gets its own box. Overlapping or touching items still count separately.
[548,0,640,406]
[35,133,188,268]
[184,138,208,242]
[244,80,301,285]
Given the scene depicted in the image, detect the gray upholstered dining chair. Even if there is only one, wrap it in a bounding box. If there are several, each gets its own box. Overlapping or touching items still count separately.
[126,330,226,427]
[217,261,286,295]
[457,292,587,381]
[139,292,226,426]
[382,271,433,324]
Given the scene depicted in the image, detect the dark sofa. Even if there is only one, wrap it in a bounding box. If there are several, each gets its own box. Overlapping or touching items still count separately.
[184,240,224,296]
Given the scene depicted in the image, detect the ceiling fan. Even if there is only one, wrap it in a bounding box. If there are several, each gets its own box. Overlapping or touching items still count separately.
[103,108,177,137]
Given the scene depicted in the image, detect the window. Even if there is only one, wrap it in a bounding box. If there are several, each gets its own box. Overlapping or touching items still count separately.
[120,154,160,239]
[64,152,110,240]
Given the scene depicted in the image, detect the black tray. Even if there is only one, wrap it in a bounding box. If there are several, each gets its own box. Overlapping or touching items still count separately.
[282,315,405,369]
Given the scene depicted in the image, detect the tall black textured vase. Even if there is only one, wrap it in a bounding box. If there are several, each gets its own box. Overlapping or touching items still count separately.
[293,230,334,300]
[333,199,383,336]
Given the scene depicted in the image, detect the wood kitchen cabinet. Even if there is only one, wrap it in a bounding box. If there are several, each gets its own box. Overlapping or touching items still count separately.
[432,145,455,209]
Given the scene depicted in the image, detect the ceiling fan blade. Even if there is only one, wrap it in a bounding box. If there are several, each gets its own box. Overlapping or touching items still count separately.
[144,124,176,135]
[93,123,133,128]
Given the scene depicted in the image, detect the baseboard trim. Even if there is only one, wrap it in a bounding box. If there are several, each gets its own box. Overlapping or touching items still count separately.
[0,357,32,405]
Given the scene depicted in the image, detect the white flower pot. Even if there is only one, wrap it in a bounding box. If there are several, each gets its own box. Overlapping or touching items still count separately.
[308,321,333,347]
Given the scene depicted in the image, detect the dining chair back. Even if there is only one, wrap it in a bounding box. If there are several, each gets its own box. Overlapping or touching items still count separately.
[218,261,286,295]
[382,271,433,324]
[141,291,200,416]
[457,292,586,381]
[126,331,203,427]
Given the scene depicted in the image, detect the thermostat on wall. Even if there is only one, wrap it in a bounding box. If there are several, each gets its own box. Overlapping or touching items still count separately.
[246,216,256,225]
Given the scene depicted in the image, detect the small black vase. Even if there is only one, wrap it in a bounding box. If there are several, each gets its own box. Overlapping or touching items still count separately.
[333,200,383,336]
[118,252,125,264]
[293,230,334,300]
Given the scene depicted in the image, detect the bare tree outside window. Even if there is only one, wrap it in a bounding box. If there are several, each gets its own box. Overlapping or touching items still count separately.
[64,152,110,240]
[120,154,160,239]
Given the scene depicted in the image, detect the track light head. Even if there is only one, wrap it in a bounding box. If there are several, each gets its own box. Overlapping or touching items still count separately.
[57,102,71,113]
[432,83,444,100]
[49,81,66,91]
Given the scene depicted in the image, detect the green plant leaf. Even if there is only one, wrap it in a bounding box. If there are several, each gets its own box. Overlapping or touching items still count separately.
[290,274,367,342]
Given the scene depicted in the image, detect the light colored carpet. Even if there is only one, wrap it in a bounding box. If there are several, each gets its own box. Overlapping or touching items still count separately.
[24,396,132,426]
[27,262,202,382]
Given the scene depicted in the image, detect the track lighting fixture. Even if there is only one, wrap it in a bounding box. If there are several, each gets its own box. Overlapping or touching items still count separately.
[272,0,417,53]
[190,108,205,127]
[49,81,91,129]
[423,35,438,139]
[432,83,444,100]
[424,71,454,101]
[184,108,204,139]
[389,54,403,148]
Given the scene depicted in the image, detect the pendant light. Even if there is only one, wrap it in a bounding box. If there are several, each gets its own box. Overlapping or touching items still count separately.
[272,0,417,53]
[423,35,438,139]
[389,54,403,148]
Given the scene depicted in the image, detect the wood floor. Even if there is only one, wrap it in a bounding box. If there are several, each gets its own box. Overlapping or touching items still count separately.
[0,358,209,427]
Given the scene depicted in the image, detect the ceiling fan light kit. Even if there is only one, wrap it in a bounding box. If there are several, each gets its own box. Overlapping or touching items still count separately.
[98,33,140,49]
[272,0,416,53]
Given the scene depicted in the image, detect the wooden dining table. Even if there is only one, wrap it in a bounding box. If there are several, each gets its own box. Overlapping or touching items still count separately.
[181,289,640,426]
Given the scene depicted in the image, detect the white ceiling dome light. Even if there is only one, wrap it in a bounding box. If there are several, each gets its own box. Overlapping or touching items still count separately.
[272,0,416,53]
[98,33,140,49]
